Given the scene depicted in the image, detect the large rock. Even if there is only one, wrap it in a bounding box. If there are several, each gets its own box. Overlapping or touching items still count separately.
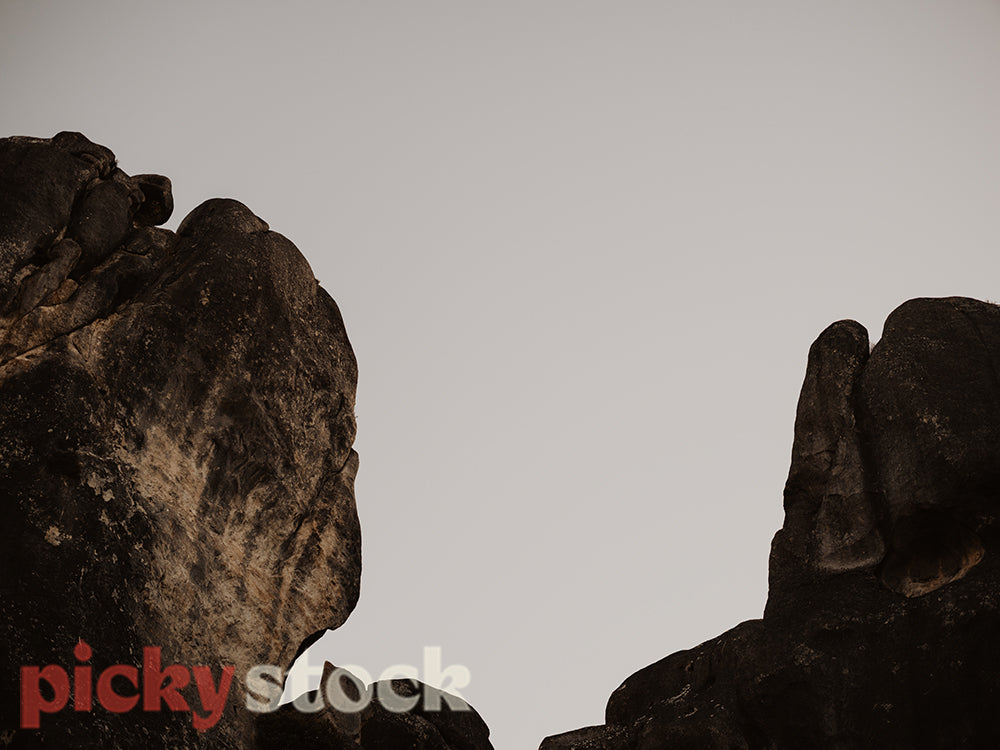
[1,133,361,747]
[542,297,1000,749]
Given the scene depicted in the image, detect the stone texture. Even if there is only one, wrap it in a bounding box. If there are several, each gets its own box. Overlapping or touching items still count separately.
[768,319,883,610]
[1,133,361,747]
[541,297,1000,749]
[858,298,1000,598]
[539,724,633,749]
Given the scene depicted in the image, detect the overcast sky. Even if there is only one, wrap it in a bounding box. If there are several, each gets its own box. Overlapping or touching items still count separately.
[4,2,1000,747]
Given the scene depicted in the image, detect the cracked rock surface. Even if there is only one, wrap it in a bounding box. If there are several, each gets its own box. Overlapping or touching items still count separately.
[0,132,362,748]
[1,131,493,750]
[543,297,1000,749]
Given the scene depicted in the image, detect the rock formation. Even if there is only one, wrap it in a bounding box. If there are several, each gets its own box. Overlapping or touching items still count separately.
[543,297,1000,749]
[0,133,491,749]
[255,662,493,749]
[15,129,997,750]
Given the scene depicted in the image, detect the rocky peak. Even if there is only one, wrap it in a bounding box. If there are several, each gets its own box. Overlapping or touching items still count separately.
[544,296,1000,749]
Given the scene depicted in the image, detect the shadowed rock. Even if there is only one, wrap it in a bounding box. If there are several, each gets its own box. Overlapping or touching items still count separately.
[768,318,883,611]
[255,662,493,749]
[542,297,1000,749]
[1,133,361,747]
[859,297,1000,597]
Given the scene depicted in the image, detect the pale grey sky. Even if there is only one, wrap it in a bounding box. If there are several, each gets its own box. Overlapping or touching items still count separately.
[4,2,1000,747]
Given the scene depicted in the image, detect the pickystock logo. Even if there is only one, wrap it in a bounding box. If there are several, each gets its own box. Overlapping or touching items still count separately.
[19,642,471,731]
[20,641,233,731]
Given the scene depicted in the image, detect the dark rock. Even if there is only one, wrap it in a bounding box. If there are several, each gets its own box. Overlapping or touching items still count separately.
[858,297,1000,598]
[0,133,114,309]
[1,133,362,747]
[66,167,146,274]
[1,131,496,750]
[768,319,882,612]
[255,663,494,750]
[366,678,492,750]
[542,297,1000,749]
[132,174,174,226]
[539,724,634,749]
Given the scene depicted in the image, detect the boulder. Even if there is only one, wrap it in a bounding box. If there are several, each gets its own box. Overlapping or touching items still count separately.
[543,297,1000,749]
[1,133,361,748]
[255,662,494,750]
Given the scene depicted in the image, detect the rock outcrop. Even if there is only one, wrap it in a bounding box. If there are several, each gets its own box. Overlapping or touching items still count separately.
[0,133,491,749]
[255,662,493,750]
[543,297,1000,749]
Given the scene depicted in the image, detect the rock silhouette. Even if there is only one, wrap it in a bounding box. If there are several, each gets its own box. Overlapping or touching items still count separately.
[543,298,1000,749]
[8,131,997,749]
[0,133,490,749]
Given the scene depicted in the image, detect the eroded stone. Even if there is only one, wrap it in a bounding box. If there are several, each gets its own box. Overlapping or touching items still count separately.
[1,133,361,748]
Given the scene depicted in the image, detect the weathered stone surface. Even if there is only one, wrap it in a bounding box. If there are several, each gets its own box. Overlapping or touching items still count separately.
[255,663,494,750]
[768,319,882,611]
[1,133,361,747]
[858,297,1000,598]
[542,297,1000,749]
[539,724,633,749]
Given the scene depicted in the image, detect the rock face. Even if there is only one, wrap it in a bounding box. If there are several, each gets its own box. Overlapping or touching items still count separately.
[1,132,493,749]
[0,133,366,747]
[543,297,1000,749]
